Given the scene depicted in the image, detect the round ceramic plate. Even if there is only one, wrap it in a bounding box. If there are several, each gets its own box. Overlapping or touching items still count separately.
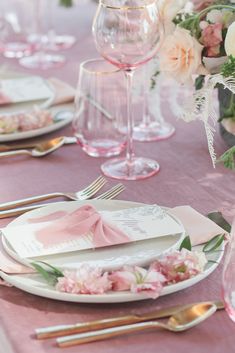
[2,200,185,271]
[0,103,74,142]
[0,200,224,303]
[0,243,224,303]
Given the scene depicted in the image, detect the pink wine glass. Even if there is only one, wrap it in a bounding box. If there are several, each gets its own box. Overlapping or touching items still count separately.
[92,0,163,180]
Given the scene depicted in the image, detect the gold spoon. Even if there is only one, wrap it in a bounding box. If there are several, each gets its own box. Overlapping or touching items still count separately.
[0,136,76,152]
[0,136,65,158]
[57,302,217,347]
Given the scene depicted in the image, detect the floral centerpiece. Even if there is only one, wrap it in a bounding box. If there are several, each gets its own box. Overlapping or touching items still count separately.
[158,0,235,169]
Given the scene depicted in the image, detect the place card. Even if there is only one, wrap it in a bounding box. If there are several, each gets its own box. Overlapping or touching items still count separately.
[0,76,53,105]
[1,205,183,259]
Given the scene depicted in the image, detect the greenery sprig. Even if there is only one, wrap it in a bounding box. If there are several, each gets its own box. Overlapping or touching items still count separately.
[32,262,63,286]
[217,145,235,170]
[180,211,231,252]
[221,56,235,78]
[59,0,73,7]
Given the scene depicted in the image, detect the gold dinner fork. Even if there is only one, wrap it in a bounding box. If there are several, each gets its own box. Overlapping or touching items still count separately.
[0,175,107,211]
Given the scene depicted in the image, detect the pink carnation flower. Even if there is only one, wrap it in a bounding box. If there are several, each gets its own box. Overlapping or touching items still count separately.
[109,266,166,299]
[192,0,214,11]
[150,249,207,283]
[56,265,112,295]
[200,23,223,57]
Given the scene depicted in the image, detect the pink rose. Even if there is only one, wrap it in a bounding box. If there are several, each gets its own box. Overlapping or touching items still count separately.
[192,0,214,11]
[159,27,204,83]
[201,23,223,57]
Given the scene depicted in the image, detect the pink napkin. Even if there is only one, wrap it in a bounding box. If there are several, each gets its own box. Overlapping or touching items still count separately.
[48,77,75,106]
[0,205,228,280]
[169,205,227,246]
[34,204,130,248]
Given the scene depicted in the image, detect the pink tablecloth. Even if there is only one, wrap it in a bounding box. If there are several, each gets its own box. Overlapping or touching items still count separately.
[0,2,235,353]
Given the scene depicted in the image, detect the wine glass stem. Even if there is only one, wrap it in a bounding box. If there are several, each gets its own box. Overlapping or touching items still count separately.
[125,70,134,166]
[143,82,151,126]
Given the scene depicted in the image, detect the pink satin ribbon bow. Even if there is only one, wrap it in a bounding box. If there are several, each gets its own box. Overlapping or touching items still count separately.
[35,205,130,248]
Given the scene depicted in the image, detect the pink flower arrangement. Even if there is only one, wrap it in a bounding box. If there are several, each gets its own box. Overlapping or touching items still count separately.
[53,249,207,299]
[158,0,235,169]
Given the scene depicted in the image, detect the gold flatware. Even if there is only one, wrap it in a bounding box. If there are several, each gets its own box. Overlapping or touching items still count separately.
[56,302,217,347]
[0,176,107,211]
[0,136,66,158]
[36,300,223,340]
[0,183,125,218]
[0,136,77,152]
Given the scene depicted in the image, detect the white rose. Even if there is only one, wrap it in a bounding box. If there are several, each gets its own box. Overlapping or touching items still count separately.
[225,21,235,56]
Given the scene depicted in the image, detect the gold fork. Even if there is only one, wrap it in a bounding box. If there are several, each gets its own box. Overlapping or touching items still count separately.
[0,183,125,219]
[0,176,107,211]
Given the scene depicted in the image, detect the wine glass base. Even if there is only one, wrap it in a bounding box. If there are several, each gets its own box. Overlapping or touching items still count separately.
[19,53,65,70]
[101,157,160,180]
[47,35,76,51]
[133,121,175,142]
[3,42,32,59]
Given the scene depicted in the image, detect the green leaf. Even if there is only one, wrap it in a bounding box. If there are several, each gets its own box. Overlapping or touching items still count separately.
[195,75,205,90]
[31,262,63,286]
[207,212,231,233]
[202,234,225,253]
[37,261,64,277]
[179,236,192,251]
[59,0,73,7]
[221,55,235,78]
[217,146,235,170]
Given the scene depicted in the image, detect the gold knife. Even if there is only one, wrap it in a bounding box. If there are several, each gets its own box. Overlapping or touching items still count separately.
[35,300,224,339]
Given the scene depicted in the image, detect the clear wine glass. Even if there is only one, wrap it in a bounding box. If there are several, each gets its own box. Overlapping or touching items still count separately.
[133,62,175,141]
[92,0,163,180]
[19,0,65,70]
[43,0,76,52]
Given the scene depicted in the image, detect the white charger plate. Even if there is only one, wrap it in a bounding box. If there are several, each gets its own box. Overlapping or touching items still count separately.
[0,200,224,303]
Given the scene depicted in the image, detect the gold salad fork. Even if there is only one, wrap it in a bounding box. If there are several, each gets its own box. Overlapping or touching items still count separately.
[0,183,126,219]
[0,176,107,211]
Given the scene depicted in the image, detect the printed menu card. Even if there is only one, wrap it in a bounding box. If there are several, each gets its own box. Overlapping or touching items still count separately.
[1,205,184,259]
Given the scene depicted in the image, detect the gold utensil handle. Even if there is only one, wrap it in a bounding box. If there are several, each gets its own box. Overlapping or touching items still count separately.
[0,202,61,218]
[57,321,160,347]
[0,193,64,211]
[0,136,76,152]
[0,149,31,158]
[36,315,140,339]
[36,300,224,339]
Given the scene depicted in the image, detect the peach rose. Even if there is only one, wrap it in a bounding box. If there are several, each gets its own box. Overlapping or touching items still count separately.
[159,0,187,34]
[159,27,204,83]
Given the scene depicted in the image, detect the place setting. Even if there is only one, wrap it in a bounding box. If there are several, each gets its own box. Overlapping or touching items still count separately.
[0,0,235,352]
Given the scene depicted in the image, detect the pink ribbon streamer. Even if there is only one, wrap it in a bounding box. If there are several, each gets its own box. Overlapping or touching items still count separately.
[35,205,130,248]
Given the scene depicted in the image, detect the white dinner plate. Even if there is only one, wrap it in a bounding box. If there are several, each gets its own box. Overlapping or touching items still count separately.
[0,200,224,303]
[2,200,185,271]
[0,103,74,142]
